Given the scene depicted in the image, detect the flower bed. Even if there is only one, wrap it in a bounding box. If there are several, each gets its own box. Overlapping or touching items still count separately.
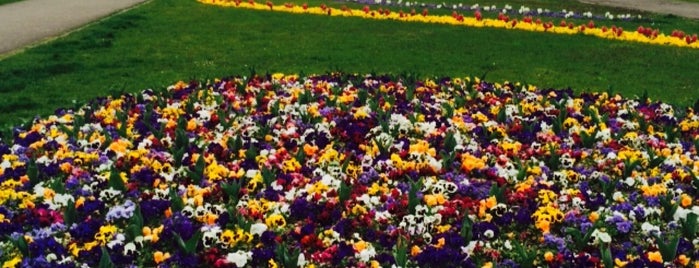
[339,0,645,21]
[1,73,699,267]
[198,0,699,49]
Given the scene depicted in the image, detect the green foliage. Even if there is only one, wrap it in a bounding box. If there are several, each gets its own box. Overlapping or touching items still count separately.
[600,245,613,268]
[394,235,408,268]
[659,193,680,222]
[682,213,698,240]
[408,177,423,214]
[174,230,202,255]
[109,168,127,192]
[98,246,115,268]
[338,179,351,205]
[169,186,185,212]
[656,232,681,262]
[126,204,144,240]
[275,242,301,268]
[460,215,473,244]
[489,182,506,203]
[512,241,536,268]
[221,180,242,206]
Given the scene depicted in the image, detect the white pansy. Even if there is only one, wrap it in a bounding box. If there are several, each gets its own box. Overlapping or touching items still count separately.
[356,243,377,262]
[297,253,307,267]
[226,250,252,267]
[590,229,612,244]
[249,223,268,236]
[641,222,660,235]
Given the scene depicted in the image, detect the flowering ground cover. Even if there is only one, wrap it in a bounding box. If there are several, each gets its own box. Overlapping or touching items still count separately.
[339,0,646,22]
[1,73,698,267]
[2,0,699,132]
[199,0,699,48]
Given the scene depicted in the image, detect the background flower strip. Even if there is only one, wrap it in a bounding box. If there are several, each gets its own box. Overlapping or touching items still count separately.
[198,0,699,49]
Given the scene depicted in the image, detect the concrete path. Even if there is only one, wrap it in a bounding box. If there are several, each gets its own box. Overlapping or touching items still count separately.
[579,0,699,19]
[0,0,148,55]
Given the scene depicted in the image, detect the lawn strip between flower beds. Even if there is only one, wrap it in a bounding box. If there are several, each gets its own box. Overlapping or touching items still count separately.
[199,0,699,49]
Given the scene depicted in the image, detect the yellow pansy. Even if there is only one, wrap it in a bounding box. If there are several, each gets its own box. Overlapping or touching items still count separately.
[265,214,286,228]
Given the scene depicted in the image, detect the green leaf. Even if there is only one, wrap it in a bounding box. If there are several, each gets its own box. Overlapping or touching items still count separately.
[441,102,454,118]
[489,183,505,203]
[49,177,66,195]
[374,138,389,156]
[358,88,368,105]
[26,158,40,187]
[174,230,202,255]
[245,144,259,161]
[295,146,306,163]
[63,199,77,227]
[10,235,29,258]
[339,180,351,205]
[126,204,144,241]
[408,178,423,214]
[221,180,242,206]
[656,233,680,262]
[496,105,507,123]
[109,168,127,192]
[682,213,698,240]
[460,215,473,243]
[659,193,679,222]
[169,186,184,212]
[98,246,115,268]
[192,153,206,182]
[443,131,456,153]
[405,86,415,101]
[262,166,276,187]
[600,245,613,268]
[228,135,243,155]
[394,235,408,268]
[512,241,535,268]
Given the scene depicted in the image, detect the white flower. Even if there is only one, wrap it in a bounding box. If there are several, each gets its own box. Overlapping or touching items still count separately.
[250,223,268,236]
[504,240,512,250]
[99,188,122,202]
[226,250,252,267]
[641,222,660,235]
[107,234,125,249]
[356,244,377,262]
[297,253,307,267]
[123,242,137,256]
[590,229,612,244]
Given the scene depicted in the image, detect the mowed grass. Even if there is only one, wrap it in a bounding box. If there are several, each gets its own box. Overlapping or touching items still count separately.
[0,0,698,130]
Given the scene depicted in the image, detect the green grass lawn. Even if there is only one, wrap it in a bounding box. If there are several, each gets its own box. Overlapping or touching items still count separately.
[0,0,698,130]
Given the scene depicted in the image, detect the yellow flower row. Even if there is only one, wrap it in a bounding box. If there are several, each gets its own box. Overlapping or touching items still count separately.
[198,0,699,49]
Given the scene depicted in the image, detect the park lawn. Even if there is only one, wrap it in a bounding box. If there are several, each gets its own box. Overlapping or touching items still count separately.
[0,0,698,132]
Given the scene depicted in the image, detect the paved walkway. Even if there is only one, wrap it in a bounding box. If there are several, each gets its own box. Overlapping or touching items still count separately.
[579,0,699,19]
[0,0,148,55]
